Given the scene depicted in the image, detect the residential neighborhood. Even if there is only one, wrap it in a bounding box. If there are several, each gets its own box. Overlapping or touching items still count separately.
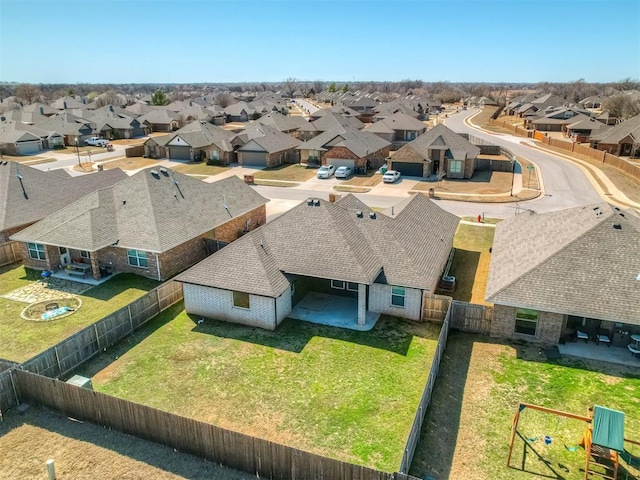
[0,1,639,480]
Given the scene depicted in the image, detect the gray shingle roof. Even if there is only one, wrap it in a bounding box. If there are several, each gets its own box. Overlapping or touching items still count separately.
[590,113,640,143]
[236,124,301,153]
[486,204,640,324]
[364,112,427,134]
[168,120,236,151]
[177,193,459,295]
[393,124,480,161]
[0,161,127,233]
[10,170,268,253]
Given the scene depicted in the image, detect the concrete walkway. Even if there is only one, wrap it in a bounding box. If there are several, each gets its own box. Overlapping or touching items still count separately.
[1,278,90,304]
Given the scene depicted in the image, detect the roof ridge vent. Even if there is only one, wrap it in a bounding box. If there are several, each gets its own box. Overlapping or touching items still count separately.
[356,210,363,218]
[150,170,160,179]
[612,223,622,230]
[306,198,313,206]
[313,199,320,206]
[369,211,376,219]
[160,167,169,176]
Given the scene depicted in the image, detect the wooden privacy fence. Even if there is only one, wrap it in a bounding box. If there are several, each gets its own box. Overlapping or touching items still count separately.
[21,280,183,378]
[450,300,493,334]
[0,241,21,267]
[13,369,392,480]
[0,369,19,413]
[399,302,452,473]
[421,294,451,322]
[125,145,145,157]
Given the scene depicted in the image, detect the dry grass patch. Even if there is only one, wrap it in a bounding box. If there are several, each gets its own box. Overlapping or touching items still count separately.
[0,405,254,480]
[253,164,317,182]
[449,223,495,304]
[341,171,383,187]
[171,162,230,176]
[101,157,161,171]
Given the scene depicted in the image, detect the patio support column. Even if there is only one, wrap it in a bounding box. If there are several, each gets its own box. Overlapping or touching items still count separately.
[357,283,366,326]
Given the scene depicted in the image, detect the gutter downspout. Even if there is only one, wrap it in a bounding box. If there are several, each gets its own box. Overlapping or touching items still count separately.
[156,253,161,281]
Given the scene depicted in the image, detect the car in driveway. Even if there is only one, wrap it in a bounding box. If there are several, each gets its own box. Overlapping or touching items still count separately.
[334,166,353,179]
[382,170,401,183]
[316,165,336,179]
[84,136,109,147]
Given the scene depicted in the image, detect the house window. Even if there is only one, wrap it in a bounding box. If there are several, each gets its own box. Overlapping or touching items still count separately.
[515,308,539,335]
[127,249,148,268]
[233,291,250,309]
[27,243,46,260]
[210,150,219,160]
[80,250,90,259]
[331,280,345,290]
[391,286,405,307]
[449,160,463,174]
[347,282,359,292]
[406,131,416,141]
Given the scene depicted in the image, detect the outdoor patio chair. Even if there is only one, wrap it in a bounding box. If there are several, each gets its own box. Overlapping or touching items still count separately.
[596,329,612,346]
[576,330,590,343]
[628,344,640,359]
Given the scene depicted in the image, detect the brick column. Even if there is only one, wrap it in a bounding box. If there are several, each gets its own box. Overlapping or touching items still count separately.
[358,283,367,326]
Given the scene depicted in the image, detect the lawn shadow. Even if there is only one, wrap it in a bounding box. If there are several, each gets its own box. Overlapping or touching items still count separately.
[408,329,473,479]
[79,273,160,302]
[508,431,567,479]
[68,302,183,380]
[448,249,480,302]
[189,314,430,356]
[0,405,252,480]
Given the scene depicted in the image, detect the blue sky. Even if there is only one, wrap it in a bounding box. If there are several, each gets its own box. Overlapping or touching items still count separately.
[1,0,638,84]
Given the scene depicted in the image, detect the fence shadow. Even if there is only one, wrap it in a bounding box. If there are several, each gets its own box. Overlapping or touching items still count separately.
[408,329,473,479]
[0,404,252,480]
[190,315,428,356]
[80,273,161,302]
[448,250,481,302]
[508,431,567,479]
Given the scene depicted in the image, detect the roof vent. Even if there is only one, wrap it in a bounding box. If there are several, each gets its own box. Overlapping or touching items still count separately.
[313,199,320,206]
[307,198,314,206]
[369,212,376,219]
[613,223,622,230]
[356,210,363,218]
[160,167,169,176]
[619,212,625,218]
[150,170,160,178]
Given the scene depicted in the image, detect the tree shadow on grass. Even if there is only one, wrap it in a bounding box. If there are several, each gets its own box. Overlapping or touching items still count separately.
[190,314,437,356]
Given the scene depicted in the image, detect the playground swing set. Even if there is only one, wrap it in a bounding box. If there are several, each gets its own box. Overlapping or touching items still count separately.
[508,402,640,479]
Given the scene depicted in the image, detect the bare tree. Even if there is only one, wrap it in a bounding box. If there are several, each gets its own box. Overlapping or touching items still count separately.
[281,77,299,97]
[313,80,325,94]
[14,84,43,104]
[94,90,120,108]
[602,94,640,119]
[612,77,640,92]
[214,93,235,108]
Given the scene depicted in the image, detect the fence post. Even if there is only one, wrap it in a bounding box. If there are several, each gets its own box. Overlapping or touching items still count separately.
[128,305,134,332]
[10,369,20,406]
[157,287,162,311]
[94,324,101,351]
[53,346,62,378]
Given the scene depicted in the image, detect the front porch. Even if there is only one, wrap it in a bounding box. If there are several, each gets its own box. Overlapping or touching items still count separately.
[289,292,380,331]
[558,342,640,368]
[48,267,114,286]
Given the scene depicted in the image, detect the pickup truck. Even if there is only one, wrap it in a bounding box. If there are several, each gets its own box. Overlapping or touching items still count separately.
[84,137,109,147]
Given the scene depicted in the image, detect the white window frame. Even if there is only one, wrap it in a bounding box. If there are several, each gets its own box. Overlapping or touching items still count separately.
[391,286,405,307]
[79,250,90,259]
[449,159,463,174]
[331,280,345,290]
[127,249,148,268]
[515,308,539,336]
[28,242,46,260]
[232,291,250,309]
[346,282,359,292]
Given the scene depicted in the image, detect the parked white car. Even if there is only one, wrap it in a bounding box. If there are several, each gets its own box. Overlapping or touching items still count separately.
[382,170,401,183]
[84,137,109,147]
[334,166,353,178]
[316,165,336,179]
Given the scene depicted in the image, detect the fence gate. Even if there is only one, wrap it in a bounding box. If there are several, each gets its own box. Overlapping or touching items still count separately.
[450,301,493,334]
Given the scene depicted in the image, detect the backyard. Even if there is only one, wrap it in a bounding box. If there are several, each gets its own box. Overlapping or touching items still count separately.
[0,264,160,362]
[73,303,440,472]
[410,331,640,480]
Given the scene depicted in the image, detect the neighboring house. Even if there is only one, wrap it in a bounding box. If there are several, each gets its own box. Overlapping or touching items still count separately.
[50,96,86,110]
[255,112,309,138]
[0,121,64,152]
[235,123,302,166]
[364,112,427,149]
[309,106,361,121]
[176,194,459,330]
[528,107,592,131]
[578,95,602,109]
[564,116,608,142]
[224,102,253,122]
[34,112,95,146]
[297,126,391,170]
[11,170,268,281]
[388,124,480,178]
[90,107,149,139]
[589,113,640,157]
[486,204,640,345]
[0,161,127,242]
[138,109,181,132]
[145,120,236,163]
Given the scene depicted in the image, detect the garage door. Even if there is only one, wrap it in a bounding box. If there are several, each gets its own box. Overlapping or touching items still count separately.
[392,161,423,177]
[325,158,355,169]
[17,141,42,155]
[169,146,191,160]
[240,151,267,166]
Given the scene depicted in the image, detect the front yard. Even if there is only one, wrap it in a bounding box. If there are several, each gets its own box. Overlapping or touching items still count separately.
[170,162,230,176]
[410,332,640,480]
[253,163,317,182]
[74,303,440,472]
[0,264,160,362]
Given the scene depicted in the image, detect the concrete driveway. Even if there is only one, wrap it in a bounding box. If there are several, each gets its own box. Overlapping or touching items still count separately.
[368,176,421,196]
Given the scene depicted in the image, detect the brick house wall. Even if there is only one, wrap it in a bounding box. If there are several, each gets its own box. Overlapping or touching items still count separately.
[463,156,476,179]
[202,145,235,165]
[490,304,563,344]
[368,283,423,321]
[265,148,299,167]
[322,146,391,170]
[183,283,281,330]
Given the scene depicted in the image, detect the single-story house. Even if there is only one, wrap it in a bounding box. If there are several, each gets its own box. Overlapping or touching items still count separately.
[150,120,237,163]
[176,193,459,330]
[529,108,592,131]
[0,161,127,242]
[388,124,480,178]
[0,125,43,155]
[90,107,149,139]
[235,123,302,166]
[589,113,640,157]
[364,112,427,149]
[486,204,640,345]
[11,170,268,281]
[138,109,181,132]
[33,112,95,146]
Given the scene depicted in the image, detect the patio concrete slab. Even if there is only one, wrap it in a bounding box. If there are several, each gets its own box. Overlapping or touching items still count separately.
[559,342,640,368]
[289,292,380,331]
[0,278,91,304]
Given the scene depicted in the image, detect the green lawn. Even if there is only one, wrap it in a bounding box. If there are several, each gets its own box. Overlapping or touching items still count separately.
[410,332,640,480]
[76,303,440,472]
[253,164,317,182]
[0,264,160,362]
[449,224,495,304]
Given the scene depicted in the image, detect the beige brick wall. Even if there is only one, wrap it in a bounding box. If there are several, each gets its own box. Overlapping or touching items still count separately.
[490,304,563,344]
[369,284,422,321]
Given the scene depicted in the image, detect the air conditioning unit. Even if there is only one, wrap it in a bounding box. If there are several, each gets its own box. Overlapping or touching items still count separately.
[439,275,456,293]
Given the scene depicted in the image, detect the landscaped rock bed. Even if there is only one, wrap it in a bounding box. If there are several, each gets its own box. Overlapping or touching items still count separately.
[21,297,82,321]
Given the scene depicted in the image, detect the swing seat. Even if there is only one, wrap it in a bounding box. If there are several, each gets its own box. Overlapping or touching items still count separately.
[526,436,539,443]
[564,444,580,452]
